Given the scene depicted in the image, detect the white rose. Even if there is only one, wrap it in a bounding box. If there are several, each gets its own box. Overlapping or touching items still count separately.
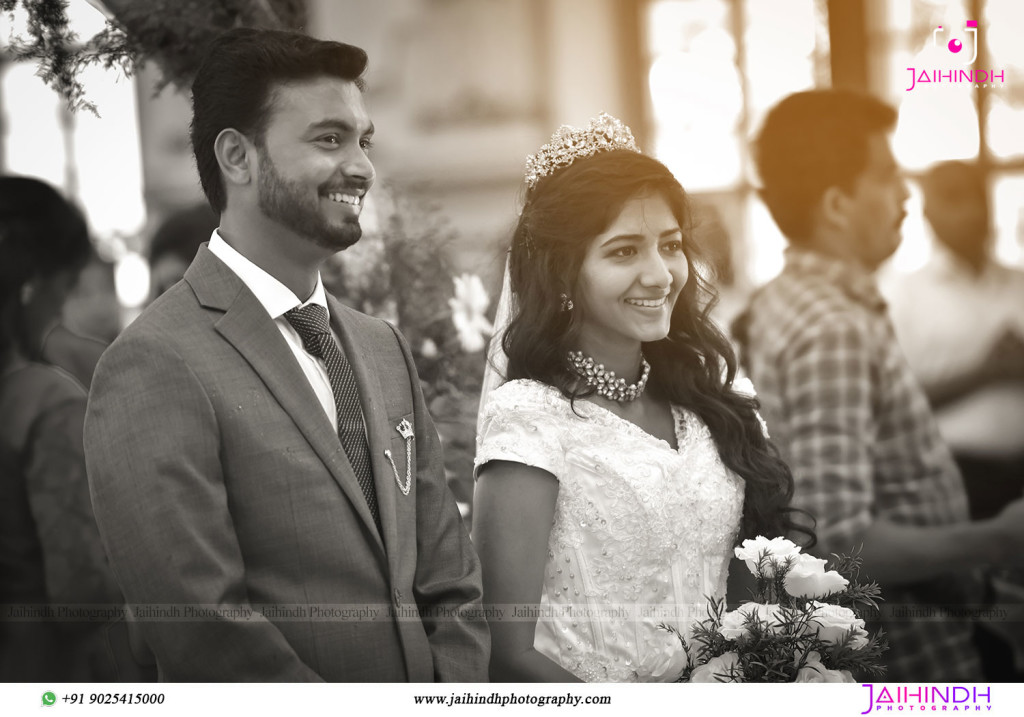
[807,601,868,646]
[784,554,850,598]
[718,602,787,641]
[419,338,439,359]
[689,652,742,683]
[794,651,855,683]
[734,536,802,577]
[448,273,493,353]
[637,626,690,682]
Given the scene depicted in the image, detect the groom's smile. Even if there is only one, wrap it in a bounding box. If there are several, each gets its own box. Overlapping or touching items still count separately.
[254,76,375,253]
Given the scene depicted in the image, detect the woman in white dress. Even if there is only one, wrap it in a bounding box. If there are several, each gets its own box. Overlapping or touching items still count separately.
[473,115,811,682]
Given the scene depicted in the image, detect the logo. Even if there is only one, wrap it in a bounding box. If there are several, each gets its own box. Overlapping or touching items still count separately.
[860,684,994,714]
[906,19,1005,92]
[933,20,978,64]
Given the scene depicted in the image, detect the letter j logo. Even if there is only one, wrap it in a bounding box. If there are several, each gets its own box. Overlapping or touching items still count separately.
[933,21,979,64]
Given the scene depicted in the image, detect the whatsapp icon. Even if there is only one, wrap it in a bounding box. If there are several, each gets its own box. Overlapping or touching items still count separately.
[42,692,57,706]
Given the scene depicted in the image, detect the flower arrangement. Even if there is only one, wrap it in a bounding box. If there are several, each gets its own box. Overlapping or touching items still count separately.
[673,536,887,683]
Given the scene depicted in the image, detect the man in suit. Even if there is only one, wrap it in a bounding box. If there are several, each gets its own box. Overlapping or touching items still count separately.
[84,28,489,682]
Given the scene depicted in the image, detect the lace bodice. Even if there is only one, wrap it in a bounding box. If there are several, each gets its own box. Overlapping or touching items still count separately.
[475,379,745,682]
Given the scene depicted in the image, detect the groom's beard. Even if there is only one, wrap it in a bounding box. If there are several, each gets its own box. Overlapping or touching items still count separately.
[257,151,363,251]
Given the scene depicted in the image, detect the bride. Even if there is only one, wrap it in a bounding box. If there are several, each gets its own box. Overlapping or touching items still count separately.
[473,114,810,682]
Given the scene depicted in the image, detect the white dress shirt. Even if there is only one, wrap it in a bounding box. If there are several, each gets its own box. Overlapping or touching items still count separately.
[885,244,1024,457]
[207,230,342,432]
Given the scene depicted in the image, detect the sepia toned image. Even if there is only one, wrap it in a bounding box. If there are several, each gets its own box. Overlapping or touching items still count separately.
[1,0,1023,699]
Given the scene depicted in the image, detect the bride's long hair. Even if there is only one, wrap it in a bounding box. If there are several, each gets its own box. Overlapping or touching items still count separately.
[502,149,813,545]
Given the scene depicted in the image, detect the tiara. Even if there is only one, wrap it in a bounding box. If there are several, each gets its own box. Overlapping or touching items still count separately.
[524,112,640,189]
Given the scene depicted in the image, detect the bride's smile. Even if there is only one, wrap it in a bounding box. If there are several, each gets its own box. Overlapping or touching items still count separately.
[574,191,689,368]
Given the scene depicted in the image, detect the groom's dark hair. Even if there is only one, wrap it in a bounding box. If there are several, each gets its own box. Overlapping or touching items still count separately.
[190,28,368,214]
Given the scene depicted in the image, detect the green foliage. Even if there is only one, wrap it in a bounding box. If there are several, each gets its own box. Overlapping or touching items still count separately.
[678,549,889,683]
[0,0,306,113]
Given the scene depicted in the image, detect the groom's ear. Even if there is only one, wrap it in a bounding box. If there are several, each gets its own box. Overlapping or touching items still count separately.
[214,128,255,189]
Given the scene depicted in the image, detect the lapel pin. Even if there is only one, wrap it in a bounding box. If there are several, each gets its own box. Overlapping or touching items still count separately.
[396,418,414,441]
[384,418,414,495]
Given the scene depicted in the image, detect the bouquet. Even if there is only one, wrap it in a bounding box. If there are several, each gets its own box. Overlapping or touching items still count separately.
[674,536,887,683]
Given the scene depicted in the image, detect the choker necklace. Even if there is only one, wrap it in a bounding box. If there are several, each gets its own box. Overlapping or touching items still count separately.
[567,350,650,402]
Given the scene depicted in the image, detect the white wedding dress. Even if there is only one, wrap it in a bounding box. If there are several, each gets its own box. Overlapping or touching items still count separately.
[475,379,745,682]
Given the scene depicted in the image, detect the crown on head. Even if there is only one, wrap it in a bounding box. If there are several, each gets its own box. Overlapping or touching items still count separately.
[524,112,640,189]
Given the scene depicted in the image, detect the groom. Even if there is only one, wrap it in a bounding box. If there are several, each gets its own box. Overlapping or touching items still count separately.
[85,28,488,681]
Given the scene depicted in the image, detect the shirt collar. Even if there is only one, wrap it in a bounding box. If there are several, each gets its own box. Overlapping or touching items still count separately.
[207,230,328,319]
[783,245,887,312]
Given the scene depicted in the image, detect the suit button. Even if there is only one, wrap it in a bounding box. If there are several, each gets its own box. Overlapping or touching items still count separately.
[393,588,403,605]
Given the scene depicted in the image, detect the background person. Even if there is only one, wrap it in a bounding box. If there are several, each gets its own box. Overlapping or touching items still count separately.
[0,175,121,681]
[886,160,1024,679]
[734,90,1024,682]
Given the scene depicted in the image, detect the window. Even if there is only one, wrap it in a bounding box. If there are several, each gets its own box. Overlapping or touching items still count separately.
[641,0,831,290]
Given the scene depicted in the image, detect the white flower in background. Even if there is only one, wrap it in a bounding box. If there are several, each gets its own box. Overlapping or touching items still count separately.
[449,273,493,353]
[420,338,439,359]
[689,651,742,682]
[806,601,869,648]
[718,602,788,641]
[794,651,855,683]
[784,554,849,599]
[734,536,802,577]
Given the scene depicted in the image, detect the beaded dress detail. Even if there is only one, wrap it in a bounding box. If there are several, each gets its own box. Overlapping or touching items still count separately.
[475,379,744,682]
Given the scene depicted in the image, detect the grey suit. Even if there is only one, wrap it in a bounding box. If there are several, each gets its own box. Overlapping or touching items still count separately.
[85,245,489,681]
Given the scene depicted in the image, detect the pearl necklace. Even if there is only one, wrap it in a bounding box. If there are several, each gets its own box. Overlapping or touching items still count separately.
[567,350,651,402]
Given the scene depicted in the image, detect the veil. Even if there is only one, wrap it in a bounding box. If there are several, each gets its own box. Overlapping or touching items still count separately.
[476,113,637,438]
[476,253,515,438]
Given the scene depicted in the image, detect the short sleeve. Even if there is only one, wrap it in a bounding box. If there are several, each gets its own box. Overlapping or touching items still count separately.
[474,381,565,479]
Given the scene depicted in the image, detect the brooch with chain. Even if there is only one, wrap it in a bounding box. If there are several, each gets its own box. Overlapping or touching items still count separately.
[384,418,414,495]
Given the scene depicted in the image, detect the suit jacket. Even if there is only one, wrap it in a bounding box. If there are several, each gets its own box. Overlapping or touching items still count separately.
[84,245,489,682]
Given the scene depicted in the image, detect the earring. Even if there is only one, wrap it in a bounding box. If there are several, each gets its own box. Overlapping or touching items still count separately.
[560,293,574,312]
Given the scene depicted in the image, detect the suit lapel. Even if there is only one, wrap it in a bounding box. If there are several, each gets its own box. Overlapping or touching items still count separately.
[327,294,401,562]
[186,247,385,552]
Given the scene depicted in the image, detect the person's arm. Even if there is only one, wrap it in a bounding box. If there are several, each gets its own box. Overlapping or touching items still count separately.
[85,332,322,682]
[24,388,121,609]
[388,324,490,683]
[919,329,1024,410]
[474,459,581,682]
[856,506,1024,584]
[780,318,1024,587]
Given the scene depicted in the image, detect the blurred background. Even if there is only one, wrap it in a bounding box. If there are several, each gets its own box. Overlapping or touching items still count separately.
[2,0,1023,517]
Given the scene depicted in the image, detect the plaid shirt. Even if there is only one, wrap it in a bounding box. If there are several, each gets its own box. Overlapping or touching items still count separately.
[735,247,983,682]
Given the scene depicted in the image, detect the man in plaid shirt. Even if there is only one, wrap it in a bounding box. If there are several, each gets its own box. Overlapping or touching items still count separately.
[735,90,1024,681]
